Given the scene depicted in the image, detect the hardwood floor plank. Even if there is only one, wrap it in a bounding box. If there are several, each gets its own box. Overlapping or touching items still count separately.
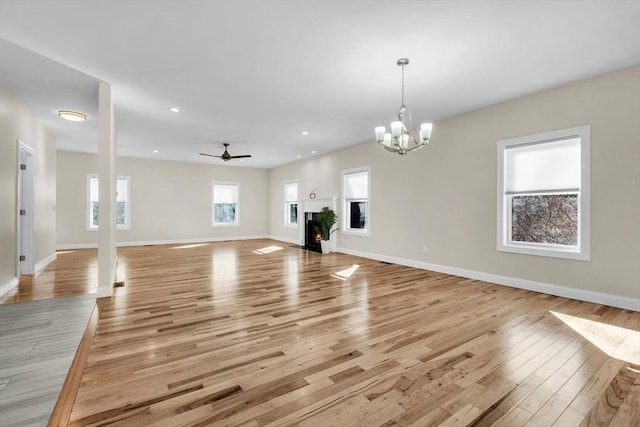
[579,363,640,426]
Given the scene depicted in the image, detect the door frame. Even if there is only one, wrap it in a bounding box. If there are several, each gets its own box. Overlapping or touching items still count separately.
[17,140,35,277]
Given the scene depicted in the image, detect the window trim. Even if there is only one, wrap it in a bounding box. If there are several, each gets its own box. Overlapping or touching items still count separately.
[497,125,590,261]
[86,174,131,231]
[284,179,298,228]
[342,166,371,237]
[211,181,240,227]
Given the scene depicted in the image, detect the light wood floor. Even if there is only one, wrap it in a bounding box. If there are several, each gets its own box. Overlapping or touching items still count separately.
[4,240,640,426]
[0,249,97,304]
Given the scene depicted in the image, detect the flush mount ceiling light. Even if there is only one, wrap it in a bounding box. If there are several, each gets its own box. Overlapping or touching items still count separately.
[169,107,180,113]
[375,58,432,155]
[58,110,87,122]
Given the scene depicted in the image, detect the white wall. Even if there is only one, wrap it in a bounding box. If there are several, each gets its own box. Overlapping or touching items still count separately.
[268,65,640,306]
[56,153,269,246]
[0,82,57,288]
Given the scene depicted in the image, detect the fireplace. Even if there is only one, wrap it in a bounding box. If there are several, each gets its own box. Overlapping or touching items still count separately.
[305,212,322,253]
[298,197,337,253]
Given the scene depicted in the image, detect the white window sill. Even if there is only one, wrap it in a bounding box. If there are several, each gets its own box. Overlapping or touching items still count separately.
[87,226,131,231]
[498,242,589,261]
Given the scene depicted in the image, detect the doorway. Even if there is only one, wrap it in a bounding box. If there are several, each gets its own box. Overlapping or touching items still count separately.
[17,140,35,277]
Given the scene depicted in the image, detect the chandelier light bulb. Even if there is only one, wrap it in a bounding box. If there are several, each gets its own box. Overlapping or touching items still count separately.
[391,121,403,138]
[420,123,433,141]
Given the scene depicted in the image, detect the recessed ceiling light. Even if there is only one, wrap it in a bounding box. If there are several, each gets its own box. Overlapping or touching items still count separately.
[153,150,159,153]
[58,110,87,121]
[297,155,301,158]
[169,107,180,113]
[311,150,317,154]
[300,131,309,136]
[240,159,245,162]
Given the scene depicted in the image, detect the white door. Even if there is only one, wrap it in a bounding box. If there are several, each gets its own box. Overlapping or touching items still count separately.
[17,141,35,277]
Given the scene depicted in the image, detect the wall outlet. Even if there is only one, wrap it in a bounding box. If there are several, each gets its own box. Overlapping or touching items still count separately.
[422,244,429,253]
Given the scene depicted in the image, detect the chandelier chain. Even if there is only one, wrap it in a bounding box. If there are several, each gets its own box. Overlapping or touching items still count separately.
[400,62,405,108]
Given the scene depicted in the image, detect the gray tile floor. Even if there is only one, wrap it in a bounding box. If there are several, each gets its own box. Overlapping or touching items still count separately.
[0,295,95,427]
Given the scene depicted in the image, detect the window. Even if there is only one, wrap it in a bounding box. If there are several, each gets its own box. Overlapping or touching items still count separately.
[116,176,130,229]
[342,166,370,235]
[88,174,99,230]
[497,125,590,260]
[284,180,298,227]
[212,182,239,226]
[87,174,130,230]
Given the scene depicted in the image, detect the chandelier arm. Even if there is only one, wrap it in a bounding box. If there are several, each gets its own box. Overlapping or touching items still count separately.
[376,140,429,154]
[376,140,401,153]
[405,140,429,153]
[404,142,429,153]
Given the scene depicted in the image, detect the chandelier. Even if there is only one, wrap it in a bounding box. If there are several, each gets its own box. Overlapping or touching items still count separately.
[374,58,432,155]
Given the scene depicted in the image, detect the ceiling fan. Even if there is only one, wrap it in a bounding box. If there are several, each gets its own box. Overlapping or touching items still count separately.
[199,143,252,162]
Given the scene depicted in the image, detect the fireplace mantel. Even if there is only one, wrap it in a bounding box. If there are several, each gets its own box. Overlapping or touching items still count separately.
[298,197,338,250]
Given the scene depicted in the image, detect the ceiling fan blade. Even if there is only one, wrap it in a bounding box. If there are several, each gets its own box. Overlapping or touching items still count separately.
[229,154,252,159]
[199,153,223,158]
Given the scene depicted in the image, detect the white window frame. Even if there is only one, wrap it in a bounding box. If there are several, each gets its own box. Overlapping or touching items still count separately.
[284,180,298,228]
[212,181,240,227]
[497,125,590,261]
[87,173,99,231]
[342,166,370,237]
[116,175,131,230]
[86,174,131,231]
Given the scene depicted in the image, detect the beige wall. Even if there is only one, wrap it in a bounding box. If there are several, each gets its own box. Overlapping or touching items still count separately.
[0,82,57,287]
[56,153,269,245]
[268,65,640,302]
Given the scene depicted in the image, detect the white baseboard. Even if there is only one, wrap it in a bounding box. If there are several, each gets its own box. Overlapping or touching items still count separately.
[336,246,640,312]
[116,235,270,247]
[0,253,57,297]
[56,243,98,250]
[35,252,57,275]
[268,235,301,245]
[57,235,272,251]
[0,277,19,297]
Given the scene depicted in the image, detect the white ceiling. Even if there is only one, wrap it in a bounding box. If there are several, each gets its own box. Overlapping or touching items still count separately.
[1,0,639,169]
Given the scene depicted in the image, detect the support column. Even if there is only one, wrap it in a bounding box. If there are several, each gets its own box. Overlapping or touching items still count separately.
[97,81,116,298]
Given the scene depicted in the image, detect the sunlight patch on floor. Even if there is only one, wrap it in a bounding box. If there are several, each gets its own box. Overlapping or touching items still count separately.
[551,311,640,365]
[252,246,284,255]
[212,253,237,283]
[169,243,211,250]
[332,264,360,280]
